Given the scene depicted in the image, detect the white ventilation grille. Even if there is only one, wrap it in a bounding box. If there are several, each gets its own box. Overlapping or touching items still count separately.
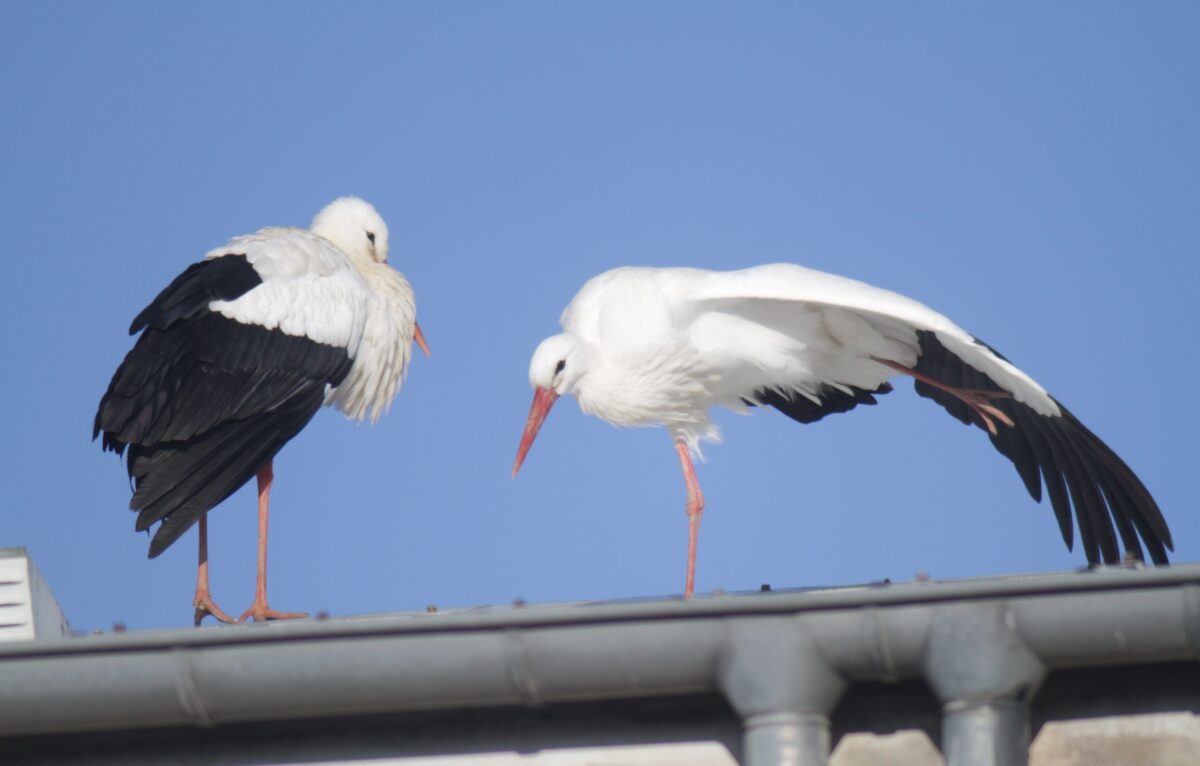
[0,548,70,643]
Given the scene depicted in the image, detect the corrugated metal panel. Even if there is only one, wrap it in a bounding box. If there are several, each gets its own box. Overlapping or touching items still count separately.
[0,555,35,643]
[0,548,70,643]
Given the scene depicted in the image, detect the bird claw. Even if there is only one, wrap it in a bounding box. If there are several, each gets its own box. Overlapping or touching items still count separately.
[238,603,309,622]
[875,358,1015,436]
[957,392,1015,435]
[193,594,237,626]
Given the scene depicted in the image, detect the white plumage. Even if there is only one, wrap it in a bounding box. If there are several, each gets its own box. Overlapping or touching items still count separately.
[208,229,370,353]
[514,263,1169,598]
[207,198,422,421]
[95,197,428,623]
[327,250,421,423]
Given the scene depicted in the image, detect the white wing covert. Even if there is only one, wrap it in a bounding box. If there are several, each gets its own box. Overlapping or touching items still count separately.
[207,228,369,354]
[681,263,1169,566]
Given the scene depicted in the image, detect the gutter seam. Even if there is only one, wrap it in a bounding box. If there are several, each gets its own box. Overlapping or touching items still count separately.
[1182,584,1200,657]
[867,607,898,682]
[171,647,213,728]
[503,628,545,707]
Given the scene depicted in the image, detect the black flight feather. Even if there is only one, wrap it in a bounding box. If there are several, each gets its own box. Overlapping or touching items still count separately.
[909,330,1169,565]
[747,381,893,425]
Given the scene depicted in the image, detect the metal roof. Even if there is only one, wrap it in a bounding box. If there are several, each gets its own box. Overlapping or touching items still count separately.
[2,564,1199,765]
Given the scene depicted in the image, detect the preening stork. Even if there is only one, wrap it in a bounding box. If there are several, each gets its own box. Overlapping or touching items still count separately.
[512,264,1170,598]
[95,197,429,623]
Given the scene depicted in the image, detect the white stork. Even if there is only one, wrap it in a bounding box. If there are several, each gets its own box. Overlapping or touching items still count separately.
[95,197,429,624]
[512,264,1170,598]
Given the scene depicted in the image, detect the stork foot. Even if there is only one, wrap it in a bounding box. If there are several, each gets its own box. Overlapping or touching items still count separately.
[875,358,1015,436]
[238,601,308,622]
[193,591,236,626]
[951,388,1015,435]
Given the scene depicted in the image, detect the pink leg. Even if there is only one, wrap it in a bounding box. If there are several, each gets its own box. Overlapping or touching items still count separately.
[876,358,1015,436]
[239,460,308,622]
[675,441,706,599]
[193,514,235,626]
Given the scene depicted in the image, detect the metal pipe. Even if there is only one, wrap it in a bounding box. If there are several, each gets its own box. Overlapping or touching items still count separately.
[942,700,1031,766]
[743,712,830,766]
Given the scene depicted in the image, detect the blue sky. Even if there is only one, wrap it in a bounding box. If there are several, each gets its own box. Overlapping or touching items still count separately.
[2,2,1196,632]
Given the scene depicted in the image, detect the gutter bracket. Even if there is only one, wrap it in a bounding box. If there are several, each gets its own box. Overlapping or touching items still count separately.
[923,600,1046,766]
[719,616,847,766]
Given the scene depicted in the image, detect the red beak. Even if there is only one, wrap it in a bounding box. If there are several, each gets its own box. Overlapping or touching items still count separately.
[512,387,559,479]
[414,322,431,357]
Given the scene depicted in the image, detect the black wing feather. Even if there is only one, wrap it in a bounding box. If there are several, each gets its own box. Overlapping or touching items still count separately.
[749,382,893,425]
[910,330,1169,565]
[1046,416,1119,563]
[1010,407,1073,550]
[129,253,260,334]
[131,382,330,557]
[94,255,354,558]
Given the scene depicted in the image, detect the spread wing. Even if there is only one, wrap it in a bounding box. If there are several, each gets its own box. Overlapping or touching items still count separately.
[681,263,1170,565]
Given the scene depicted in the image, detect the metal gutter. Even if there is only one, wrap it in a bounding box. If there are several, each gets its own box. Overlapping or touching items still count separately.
[4,563,1196,655]
[2,564,1199,766]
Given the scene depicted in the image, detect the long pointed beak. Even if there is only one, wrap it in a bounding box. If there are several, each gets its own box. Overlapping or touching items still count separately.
[413,322,431,357]
[512,387,559,479]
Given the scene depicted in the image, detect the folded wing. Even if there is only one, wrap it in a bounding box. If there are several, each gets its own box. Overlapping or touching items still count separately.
[94,239,362,557]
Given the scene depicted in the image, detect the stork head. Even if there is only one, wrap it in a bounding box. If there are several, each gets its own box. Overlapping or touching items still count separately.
[310,197,430,357]
[513,334,586,478]
[312,197,390,264]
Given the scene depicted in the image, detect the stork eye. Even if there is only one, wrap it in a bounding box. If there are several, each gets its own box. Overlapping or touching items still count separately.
[554,360,566,374]
[366,231,376,245]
